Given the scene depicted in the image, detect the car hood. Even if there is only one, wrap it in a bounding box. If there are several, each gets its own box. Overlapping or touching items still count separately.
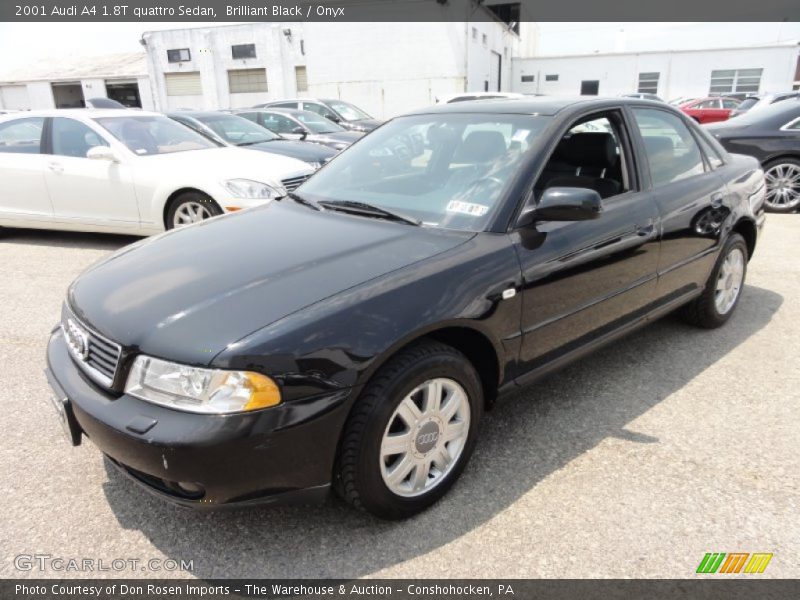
[244,140,337,164]
[344,118,382,131]
[310,131,364,145]
[136,147,312,184]
[68,200,472,365]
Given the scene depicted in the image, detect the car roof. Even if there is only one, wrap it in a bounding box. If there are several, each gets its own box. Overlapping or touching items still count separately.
[0,109,163,119]
[236,107,306,118]
[168,111,234,119]
[405,96,664,117]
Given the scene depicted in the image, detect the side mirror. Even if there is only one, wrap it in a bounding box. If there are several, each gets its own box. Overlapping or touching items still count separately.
[86,146,119,162]
[518,187,602,227]
[327,114,341,123]
[291,126,308,140]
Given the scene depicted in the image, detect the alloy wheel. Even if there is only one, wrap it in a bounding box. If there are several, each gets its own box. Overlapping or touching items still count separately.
[173,202,213,227]
[380,378,470,498]
[764,163,800,210]
[714,247,745,315]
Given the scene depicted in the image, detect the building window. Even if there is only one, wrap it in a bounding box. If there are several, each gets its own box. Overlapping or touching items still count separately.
[166,48,191,63]
[165,72,202,96]
[709,68,763,95]
[295,66,308,92]
[228,68,267,93]
[472,27,477,41]
[521,75,534,83]
[545,74,558,82]
[637,72,660,95]
[482,34,488,46]
[231,44,257,60]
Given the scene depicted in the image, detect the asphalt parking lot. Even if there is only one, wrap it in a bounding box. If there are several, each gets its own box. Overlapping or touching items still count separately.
[1,216,798,579]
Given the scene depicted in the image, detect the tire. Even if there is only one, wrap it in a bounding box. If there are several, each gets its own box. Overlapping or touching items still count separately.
[681,233,748,329]
[165,191,223,230]
[762,157,800,213]
[336,340,484,519]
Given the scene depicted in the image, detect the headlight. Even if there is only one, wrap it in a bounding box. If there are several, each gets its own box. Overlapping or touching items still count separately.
[223,179,284,200]
[125,355,281,414]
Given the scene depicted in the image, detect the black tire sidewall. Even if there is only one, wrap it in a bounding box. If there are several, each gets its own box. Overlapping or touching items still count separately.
[355,351,483,518]
[763,158,800,213]
[165,192,222,229]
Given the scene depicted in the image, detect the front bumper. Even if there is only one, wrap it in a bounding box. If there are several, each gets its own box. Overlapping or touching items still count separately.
[46,328,355,507]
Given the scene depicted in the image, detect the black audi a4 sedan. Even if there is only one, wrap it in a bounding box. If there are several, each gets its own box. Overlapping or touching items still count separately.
[47,97,766,519]
[706,99,800,213]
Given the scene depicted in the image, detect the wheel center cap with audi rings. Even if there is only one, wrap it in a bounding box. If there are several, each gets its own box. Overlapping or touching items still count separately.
[414,420,441,455]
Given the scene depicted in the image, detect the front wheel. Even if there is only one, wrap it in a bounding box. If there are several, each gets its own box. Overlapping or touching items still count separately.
[336,340,483,519]
[681,233,748,328]
[166,191,223,230]
[763,158,800,213]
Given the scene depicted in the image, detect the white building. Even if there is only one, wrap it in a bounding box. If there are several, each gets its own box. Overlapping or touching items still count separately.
[142,2,537,118]
[511,42,800,100]
[0,53,153,111]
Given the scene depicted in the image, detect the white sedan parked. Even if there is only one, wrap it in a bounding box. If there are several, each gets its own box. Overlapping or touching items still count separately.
[0,110,313,235]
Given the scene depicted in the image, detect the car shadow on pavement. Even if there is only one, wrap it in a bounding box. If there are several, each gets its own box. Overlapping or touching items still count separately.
[101,284,782,579]
[0,228,141,251]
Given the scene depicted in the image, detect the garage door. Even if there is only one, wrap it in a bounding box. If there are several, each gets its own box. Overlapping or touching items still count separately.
[165,72,202,96]
[0,85,31,110]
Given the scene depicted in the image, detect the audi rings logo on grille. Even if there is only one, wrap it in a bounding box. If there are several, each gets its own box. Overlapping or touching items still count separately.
[64,318,90,361]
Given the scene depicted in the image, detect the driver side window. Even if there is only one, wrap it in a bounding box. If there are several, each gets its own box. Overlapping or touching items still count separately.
[535,113,630,201]
[303,102,337,121]
[51,118,108,158]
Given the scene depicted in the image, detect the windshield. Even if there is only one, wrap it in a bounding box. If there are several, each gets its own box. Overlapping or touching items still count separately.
[195,114,280,144]
[298,113,550,232]
[326,100,372,121]
[95,115,217,156]
[295,112,345,133]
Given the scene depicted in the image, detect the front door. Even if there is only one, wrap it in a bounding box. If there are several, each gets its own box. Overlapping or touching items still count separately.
[43,117,140,230]
[514,110,660,373]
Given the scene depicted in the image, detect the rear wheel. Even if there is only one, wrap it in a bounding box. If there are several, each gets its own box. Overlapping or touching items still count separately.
[166,191,223,229]
[681,233,747,328]
[763,158,800,213]
[336,340,483,519]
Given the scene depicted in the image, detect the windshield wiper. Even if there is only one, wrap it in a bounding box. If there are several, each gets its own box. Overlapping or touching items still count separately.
[318,200,421,226]
[287,191,322,211]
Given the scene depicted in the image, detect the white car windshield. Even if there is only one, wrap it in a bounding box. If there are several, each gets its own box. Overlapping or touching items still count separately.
[95,115,218,156]
[326,100,372,121]
[195,114,281,145]
[295,112,345,134]
[298,113,550,232]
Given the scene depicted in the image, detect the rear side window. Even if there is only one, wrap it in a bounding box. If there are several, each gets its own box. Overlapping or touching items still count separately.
[261,113,298,134]
[633,108,705,187]
[0,117,45,154]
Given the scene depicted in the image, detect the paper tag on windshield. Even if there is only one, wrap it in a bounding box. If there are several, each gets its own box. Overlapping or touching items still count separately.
[446,200,489,217]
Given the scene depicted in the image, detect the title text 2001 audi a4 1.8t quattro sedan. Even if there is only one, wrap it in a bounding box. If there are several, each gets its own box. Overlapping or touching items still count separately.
[46,98,766,519]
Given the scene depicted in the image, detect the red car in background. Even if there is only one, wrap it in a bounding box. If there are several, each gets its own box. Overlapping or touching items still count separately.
[680,97,742,124]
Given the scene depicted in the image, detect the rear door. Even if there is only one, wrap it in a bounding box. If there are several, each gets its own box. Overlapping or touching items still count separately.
[0,116,52,224]
[629,107,729,300]
[43,116,140,229]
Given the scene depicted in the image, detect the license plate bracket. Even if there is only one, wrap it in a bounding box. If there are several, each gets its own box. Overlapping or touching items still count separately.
[45,369,81,446]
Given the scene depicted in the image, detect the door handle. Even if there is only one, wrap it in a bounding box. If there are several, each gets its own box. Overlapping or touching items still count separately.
[48,162,64,173]
[711,193,724,209]
[636,219,656,237]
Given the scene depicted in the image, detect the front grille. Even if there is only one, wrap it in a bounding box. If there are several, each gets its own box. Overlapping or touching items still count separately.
[281,174,309,192]
[62,307,121,389]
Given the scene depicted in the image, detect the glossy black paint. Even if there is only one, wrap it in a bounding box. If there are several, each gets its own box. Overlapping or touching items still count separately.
[48,97,765,507]
[706,100,800,165]
[167,112,337,166]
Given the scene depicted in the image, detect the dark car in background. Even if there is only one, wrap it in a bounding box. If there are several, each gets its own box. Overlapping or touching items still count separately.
[255,98,382,132]
[46,97,764,519]
[168,111,336,168]
[230,108,364,151]
[707,99,800,213]
[729,92,800,119]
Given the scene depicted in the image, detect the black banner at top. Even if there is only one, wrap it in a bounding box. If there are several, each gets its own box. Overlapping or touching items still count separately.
[1,0,799,22]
